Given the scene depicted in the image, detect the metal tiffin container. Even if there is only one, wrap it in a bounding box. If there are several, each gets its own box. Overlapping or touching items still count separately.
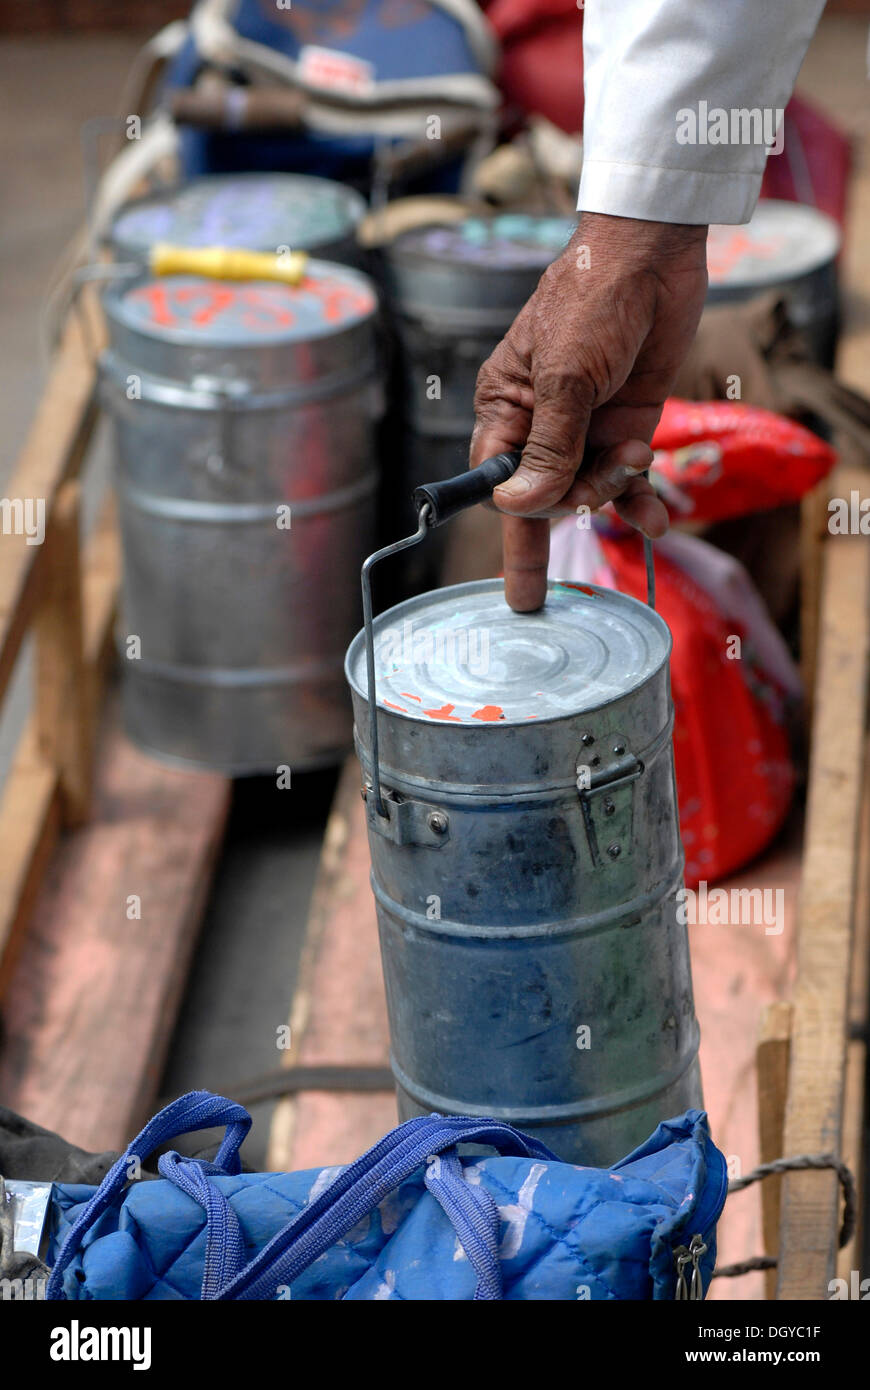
[345,455,702,1165]
[382,215,578,438]
[706,199,841,366]
[107,172,367,269]
[100,259,382,774]
[379,215,578,588]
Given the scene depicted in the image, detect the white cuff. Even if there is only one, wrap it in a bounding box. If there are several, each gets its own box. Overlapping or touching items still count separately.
[578,159,764,226]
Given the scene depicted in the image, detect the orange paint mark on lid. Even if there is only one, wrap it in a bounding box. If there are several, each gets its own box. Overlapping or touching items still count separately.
[400,692,422,702]
[423,703,462,722]
[472,705,504,721]
[558,581,597,597]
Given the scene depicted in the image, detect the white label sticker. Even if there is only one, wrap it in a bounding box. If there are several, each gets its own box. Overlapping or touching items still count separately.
[298,45,375,96]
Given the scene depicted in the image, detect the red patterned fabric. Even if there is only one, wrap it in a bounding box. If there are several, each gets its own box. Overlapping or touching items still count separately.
[651,398,837,524]
[586,402,834,885]
[596,529,796,888]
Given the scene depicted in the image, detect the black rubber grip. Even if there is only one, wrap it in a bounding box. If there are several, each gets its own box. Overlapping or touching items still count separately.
[413,451,522,527]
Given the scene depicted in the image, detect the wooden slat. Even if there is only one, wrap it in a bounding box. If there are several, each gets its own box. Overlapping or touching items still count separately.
[0,726,61,1000]
[757,1001,793,1299]
[837,735,870,1279]
[799,480,834,719]
[82,492,121,676]
[0,492,120,997]
[0,301,101,705]
[695,816,801,1302]
[777,469,870,1299]
[35,480,92,826]
[0,699,231,1153]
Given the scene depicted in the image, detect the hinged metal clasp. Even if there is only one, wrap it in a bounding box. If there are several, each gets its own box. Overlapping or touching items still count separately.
[191,374,251,477]
[363,785,450,848]
[575,736,643,869]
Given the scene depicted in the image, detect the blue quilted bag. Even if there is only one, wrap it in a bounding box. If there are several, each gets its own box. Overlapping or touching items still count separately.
[46,1091,727,1301]
[165,0,498,184]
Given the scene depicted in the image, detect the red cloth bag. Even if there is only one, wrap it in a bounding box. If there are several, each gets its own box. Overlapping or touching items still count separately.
[651,398,836,523]
[596,530,796,888]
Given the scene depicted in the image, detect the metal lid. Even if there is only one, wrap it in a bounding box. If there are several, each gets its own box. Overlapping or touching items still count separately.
[346,579,669,726]
[707,199,840,289]
[109,173,366,257]
[393,214,577,270]
[107,261,378,346]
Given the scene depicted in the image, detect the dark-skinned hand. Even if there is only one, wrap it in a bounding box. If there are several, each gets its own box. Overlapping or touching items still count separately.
[470,212,709,611]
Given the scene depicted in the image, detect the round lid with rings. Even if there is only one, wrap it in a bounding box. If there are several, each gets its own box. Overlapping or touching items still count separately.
[707,199,840,289]
[395,214,578,270]
[109,173,366,257]
[346,578,670,726]
[109,262,377,345]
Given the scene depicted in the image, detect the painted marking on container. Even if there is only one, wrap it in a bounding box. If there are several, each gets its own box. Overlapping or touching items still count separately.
[299,275,375,322]
[125,276,374,337]
[472,704,504,721]
[557,582,597,597]
[136,282,176,327]
[707,229,786,277]
[422,703,462,722]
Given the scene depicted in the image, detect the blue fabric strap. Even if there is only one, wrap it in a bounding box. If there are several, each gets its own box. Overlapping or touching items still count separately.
[158,1151,248,1298]
[423,1150,503,1300]
[46,1091,251,1301]
[46,1093,558,1303]
[215,1113,556,1300]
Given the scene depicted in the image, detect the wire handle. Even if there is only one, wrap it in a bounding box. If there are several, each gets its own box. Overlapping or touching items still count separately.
[360,453,656,818]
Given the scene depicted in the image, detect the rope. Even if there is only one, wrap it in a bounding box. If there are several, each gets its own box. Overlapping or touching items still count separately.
[712,1151,856,1280]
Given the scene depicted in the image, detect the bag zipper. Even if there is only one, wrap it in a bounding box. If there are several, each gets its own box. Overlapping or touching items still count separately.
[672,1136,730,1299]
[674,1233,708,1299]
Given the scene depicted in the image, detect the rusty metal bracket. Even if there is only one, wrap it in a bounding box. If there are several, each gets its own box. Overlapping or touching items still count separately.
[576,742,643,869]
[364,786,451,848]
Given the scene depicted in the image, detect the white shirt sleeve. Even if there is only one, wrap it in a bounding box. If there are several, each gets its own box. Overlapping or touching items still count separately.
[577,0,827,225]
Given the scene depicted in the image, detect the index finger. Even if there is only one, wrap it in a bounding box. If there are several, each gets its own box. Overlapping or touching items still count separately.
[501,514,550,613]
[471,413,550,612]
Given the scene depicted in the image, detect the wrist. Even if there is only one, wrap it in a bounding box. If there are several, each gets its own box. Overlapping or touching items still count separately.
[575,212,708,260]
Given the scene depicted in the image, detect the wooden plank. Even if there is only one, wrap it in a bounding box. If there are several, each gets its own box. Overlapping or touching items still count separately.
[777,472,870,1299]
[694,816,801,1302]
[799,480,833,719]
[757,1001,793,1299]
[0,495,120,999]
[82,491,121,677]
[0,699,231,1152]
[837,734,870,1279]
[0,303,101,705]
[35,480,92,826]
[267,754,394,1171]
[0,726,61,1001]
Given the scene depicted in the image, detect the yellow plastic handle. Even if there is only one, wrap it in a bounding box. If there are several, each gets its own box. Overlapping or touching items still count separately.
[149,243,309,285]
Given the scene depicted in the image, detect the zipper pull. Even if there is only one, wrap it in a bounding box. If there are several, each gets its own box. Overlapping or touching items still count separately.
[674,1233,709,1300]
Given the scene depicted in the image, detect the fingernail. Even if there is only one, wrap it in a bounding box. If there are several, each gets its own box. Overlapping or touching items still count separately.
[496,476,532,497]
